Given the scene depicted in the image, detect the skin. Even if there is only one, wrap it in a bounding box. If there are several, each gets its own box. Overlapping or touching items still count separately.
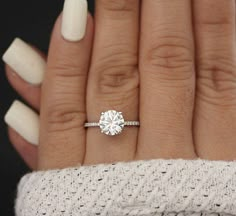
[5,0,236,170]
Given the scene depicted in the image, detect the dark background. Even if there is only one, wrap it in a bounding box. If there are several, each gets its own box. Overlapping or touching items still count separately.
[0,1,94,215]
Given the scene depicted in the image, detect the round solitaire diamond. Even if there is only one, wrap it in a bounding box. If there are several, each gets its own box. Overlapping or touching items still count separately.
[99,110,125,136]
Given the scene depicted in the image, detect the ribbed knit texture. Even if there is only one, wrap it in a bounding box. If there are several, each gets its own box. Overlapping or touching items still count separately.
[15,159,236,216]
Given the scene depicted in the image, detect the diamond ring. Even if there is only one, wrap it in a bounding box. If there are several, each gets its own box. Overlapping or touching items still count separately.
[84,110,140,136]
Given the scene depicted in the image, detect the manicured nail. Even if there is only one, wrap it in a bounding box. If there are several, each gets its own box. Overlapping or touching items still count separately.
[4,100,39,145]
[61,0,88,42]
[2,38,46,85]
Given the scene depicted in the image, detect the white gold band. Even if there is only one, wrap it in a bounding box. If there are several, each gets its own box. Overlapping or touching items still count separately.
[84,121,140,127]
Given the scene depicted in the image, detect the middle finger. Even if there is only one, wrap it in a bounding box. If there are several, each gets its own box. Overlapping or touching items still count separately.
[137,0,196,159]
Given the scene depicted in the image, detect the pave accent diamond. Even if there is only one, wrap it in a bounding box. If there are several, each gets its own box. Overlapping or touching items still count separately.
[99,110,125,136]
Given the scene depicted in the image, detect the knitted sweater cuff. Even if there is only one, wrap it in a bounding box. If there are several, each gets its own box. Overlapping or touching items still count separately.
[15,159,236,216]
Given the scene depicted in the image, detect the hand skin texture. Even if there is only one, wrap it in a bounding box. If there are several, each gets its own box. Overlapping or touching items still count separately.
[4,0,236,170]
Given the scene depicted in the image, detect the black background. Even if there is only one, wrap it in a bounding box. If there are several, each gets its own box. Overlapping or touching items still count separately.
[0,1,95,215]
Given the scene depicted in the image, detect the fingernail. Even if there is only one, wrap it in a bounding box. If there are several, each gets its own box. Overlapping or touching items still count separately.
[61,0,88,42]
[4,100,39,145]
[2,38,46,85]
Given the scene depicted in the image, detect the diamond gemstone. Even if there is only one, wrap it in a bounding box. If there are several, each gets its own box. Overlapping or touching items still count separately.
[99,110,125,136]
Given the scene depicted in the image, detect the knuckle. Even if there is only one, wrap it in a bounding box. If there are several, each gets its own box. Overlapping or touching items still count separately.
[143,35,194,81]
[98,66,138,94]
[199,54,235,83]
[93,50,139,94]
[46,102,86,132]
[99,0,135,12]
[96,89,138,110]
[48,59,87,79]
[197,56,236,106]
[198,20,232,31]
[199,55,236,86]
[196,4,233,27]
[198,13,232,25]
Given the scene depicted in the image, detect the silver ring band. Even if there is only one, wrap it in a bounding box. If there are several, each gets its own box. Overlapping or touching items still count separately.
[84,121,140,127]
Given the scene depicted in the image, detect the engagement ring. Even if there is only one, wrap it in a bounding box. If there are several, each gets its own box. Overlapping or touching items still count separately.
[84,110,140,136]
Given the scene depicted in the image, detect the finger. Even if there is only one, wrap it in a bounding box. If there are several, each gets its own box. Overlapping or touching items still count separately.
[2,38,46,85]
[5,65,41,111]
[39,1,93,169]
[3,39,46,110]
[193,0,236,160]
[85,0,140,164]
[8,128,37,170]
[5,100,39,146]
[137,0,196,159]
[5,100,39,169]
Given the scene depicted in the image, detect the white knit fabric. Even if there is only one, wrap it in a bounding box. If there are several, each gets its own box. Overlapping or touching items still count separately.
[15,159,236,216]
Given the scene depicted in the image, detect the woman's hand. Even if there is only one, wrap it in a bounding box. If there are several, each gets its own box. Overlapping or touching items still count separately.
[4,0,236,170]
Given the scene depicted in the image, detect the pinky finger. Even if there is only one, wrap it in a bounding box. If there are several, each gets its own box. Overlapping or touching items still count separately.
[8,128,37,170]
[4,100,39,169]
[6,67,41,111]
[3,38,46,110]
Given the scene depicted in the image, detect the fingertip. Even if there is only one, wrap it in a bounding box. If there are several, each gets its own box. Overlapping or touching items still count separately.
[8,128,38,170]
[5,100,39,146]
[50,11,94,46]
[2,38,46,85]
[5,65,41,110]
[61,0,88,42]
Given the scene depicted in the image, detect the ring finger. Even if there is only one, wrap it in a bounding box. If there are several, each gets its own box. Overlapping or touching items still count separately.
[85,0,140,164]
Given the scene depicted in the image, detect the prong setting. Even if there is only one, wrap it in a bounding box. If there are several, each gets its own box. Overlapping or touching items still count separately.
[99,110,125,136]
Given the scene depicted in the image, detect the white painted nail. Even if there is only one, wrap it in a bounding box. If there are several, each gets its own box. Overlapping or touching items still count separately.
[5,100,39,145]
[2,38,46,85]
[61,0,88,42]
